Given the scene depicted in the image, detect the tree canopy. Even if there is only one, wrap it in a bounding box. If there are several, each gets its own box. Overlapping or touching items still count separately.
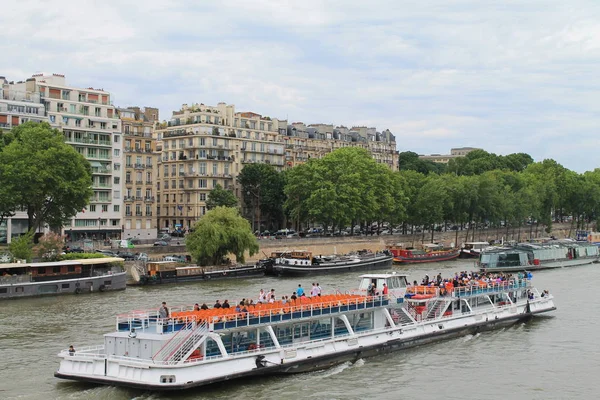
[398,151,446,174]
[186,206,259,266]
[0,122,93,232]
[206,184,238,210]
[237,163,286,231]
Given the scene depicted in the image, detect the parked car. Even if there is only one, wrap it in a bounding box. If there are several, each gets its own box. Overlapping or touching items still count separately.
[154,240,169,246]
[116,251,136,261]
[164,255,187,262]
[65,246,85,253]
[158,234,172,242]
[135,252,149,262]
[95,249,117,257]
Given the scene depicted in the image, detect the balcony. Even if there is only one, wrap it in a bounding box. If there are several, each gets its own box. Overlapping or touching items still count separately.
[125,180,133,185]
[145,212,153,216]
[144,196,155,203]
[124,196,134,202]
[125,211,132,216]
[135,180,143,185]
[134,163,145,169]
[135,212,143,216]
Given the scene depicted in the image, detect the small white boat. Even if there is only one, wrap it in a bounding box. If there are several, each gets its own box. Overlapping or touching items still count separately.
[55,272,555,390]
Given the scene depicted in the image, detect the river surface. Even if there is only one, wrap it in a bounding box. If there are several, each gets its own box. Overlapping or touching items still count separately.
[0,261,598,400]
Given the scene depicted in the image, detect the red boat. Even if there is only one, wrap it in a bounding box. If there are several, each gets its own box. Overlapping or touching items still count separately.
[388,244,460,264]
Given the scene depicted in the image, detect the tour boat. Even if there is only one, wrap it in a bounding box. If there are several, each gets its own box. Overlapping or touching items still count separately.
[263,249,393,277]
[479,241,599,273]
[55,272,555,390]
[388,244,460,264]
[0,257,126,299]
[129,261,265,285]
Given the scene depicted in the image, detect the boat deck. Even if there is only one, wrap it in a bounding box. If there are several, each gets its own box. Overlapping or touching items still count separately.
[117,294,389,333]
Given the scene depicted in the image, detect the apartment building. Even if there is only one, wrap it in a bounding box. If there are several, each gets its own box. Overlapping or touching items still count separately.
[120,107,159,240]
[155,102,399,232]
[419,147,482,164]
[6,73,123,241]
[0,78,47,243]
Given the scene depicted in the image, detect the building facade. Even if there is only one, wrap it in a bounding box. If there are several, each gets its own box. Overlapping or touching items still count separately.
[419,147,482,164]
[155,102,399,232]
[6,74,123,241]
[120,107,159,240]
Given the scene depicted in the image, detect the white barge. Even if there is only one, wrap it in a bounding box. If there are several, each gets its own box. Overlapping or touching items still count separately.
[55,272,555,390]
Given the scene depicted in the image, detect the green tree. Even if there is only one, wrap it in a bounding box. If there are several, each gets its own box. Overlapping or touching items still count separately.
[206,184,238,210]
[9,232,34,262]
[398,151,445,174]
[0,122,93,232]
[237,163,286,231]
[186,206,259,266]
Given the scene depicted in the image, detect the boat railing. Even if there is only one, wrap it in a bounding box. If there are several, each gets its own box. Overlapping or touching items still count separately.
[0,274,32,284]
[58,344,105,358]
[452,279,530,297]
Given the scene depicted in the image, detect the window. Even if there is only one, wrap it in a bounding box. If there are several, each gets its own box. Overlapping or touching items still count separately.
[212,163,218,175]
[114,135,120,143]
[199,193,206,201]
[67,266,75,273]
[114,205,120,212]
[53,267,61,274]
[199,179,207,188]
[114,149,120,157]
[102,205,108,212]
[114,190,120,199]
[114,177,120,184]
[89,205,96,212]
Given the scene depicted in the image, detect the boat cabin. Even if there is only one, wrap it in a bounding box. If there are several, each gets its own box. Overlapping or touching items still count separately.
[463,242,490,251]
[276,250,313,266]
[358,272,408,298]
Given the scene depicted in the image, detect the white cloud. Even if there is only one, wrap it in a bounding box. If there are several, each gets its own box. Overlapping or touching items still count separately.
[1,0,599,171]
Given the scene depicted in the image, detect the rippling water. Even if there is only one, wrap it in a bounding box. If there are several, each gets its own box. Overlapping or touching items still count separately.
[1,261,597,400]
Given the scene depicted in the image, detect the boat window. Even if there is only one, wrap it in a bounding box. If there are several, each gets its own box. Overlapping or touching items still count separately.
[275,326,293,345]
[259,328,275,348]
[68,266,75,273]
[230,331,257,352]
[352,312,374,332]
[53,267,61,274]
[293,323,310,341]
[15,287,24,293]
[205,338,221,357]
[61,283,69,289]
[358,279,371,291]
[38,267,46,275]
[0,288,7,294]
[310,318,333,340]
[334,317,349,336]
[104,280,112,285]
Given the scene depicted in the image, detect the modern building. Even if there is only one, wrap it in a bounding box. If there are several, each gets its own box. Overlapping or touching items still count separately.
[0,78,47,243]
[419,147,481,164]
[120,107,159,241]
[6,73,123,241]
[155,102,399,232]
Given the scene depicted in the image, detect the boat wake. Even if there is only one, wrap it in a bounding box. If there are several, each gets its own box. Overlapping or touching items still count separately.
[318,361,353,378]
[463,333,481,342]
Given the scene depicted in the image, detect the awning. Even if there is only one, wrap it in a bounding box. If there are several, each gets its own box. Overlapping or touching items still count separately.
[89,161,102,167]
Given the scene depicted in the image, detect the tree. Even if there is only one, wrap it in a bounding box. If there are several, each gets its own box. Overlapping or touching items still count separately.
[33,232,66,261]
[0,122,93,232]
[9,232,34,262]
[237,163,286,231]
[398,151,445,174]
[186,206,259,266]
[206,184,238,210]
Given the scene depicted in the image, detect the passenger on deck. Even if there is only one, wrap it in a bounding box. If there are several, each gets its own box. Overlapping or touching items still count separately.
[382,283,388,295]
[316,283,322,295]
[296,284,305,297]
[193,304,200,311]
[269,295,275,303]
[222,300,230,308]
[291,292,297,302]
[68,345,76,356]
[235,304,242,312]
[281,296,287,305]
[258,289,267,303]
[214,300,222,308]
[159,302,169,319]
[201,303,209,310]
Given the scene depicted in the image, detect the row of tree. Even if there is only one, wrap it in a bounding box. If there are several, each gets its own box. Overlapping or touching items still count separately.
[233,147,600,243]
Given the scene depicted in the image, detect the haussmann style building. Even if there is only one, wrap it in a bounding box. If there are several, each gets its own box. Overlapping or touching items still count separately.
[154,102,399,233]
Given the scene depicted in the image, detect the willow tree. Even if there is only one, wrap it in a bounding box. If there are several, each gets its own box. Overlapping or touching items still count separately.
[186,206,259,266]
[0,122,92,232]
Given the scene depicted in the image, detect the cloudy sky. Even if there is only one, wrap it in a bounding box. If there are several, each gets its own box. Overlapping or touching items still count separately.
[2,0,599,172]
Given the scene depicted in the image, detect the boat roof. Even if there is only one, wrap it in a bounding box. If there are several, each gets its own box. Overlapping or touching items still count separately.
[359,272,409,278]
[0,257,124,270]
[465,242,490,245]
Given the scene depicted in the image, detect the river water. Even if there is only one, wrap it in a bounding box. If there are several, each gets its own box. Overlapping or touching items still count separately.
[0,261,598,400]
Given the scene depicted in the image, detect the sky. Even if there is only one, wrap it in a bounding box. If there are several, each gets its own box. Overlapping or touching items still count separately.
[2,0,599,172]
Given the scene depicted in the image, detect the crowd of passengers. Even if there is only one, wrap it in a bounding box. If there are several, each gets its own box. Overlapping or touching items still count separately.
[413,270,549,298]
[159,283,330,318]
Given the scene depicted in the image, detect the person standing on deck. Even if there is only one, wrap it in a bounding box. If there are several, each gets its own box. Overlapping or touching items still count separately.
[159,302,169,319]
[297,284,305,297]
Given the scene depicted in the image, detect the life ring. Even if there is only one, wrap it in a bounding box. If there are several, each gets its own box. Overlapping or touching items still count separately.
[74,288,82,295]
[99,284,106,292]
